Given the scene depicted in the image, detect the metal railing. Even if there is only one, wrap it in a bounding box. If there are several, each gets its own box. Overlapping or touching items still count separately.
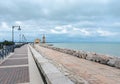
[0,45,14,59]
[0,43,27,59]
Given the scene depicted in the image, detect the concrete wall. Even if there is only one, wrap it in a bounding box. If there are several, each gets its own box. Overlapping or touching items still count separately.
[29,45,74,84]
[39,44,120,69]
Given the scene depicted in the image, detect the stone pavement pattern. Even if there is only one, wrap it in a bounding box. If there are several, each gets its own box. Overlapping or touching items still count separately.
[0,45,29,84]
[35,45,120,84]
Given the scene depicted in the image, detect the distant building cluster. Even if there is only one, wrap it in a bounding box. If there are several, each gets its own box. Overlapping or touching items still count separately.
[34,35,46,44]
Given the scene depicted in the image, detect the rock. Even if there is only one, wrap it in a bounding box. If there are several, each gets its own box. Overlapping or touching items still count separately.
[93,54,101,62]
[77,51,83,58]
[99,55,110,64]
[86,53,103,63]
[107,58,117,67]
[114,58,120,68]
[63,49,68,53]
[80,51,88,59]
[86,53,94,61]
[73,51,79,57]
[66,49,74,55]
[52,47,57,50]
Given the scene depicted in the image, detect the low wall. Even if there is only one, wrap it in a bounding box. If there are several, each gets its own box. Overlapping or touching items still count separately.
[39,44,120,69]
[29,45,74,84]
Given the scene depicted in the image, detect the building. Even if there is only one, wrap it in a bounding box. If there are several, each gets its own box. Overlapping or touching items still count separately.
[34,38,40,44]
[42,35,46,43]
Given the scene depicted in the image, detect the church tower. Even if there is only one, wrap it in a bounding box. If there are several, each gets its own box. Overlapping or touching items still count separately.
[42,34,46,43]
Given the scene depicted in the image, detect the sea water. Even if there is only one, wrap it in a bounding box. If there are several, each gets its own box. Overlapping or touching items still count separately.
[52,42,120,57]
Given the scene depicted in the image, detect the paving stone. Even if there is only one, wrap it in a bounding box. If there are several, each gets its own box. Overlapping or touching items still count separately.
[0,45,30,84]
[10,54,28,58]
[0,59,28,66]
[0,67,29,84]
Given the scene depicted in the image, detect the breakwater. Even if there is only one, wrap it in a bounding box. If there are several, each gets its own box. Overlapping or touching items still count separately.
[39,44,120,69]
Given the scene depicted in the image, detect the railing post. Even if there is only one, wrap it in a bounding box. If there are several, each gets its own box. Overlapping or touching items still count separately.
[0,50,2,59]
[2,49,4,59]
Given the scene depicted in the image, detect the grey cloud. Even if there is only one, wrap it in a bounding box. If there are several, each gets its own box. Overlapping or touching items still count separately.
[0,0,111,22]
[0,0,120,42]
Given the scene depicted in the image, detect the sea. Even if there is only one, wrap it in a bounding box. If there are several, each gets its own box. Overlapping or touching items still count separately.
[51,42,120,57]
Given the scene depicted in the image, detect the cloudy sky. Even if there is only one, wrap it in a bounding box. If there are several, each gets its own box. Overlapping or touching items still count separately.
[0,0,120,42]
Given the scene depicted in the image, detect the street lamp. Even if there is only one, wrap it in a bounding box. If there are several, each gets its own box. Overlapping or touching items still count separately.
[12,26,21,42]
[12,26,21,52]
[18,27,21,43]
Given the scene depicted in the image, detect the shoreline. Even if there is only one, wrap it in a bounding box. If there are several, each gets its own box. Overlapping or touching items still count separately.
[40,43,120,69]
[49,42,120,57]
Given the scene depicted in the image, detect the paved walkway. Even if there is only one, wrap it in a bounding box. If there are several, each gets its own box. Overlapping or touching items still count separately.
[0,45,44,84]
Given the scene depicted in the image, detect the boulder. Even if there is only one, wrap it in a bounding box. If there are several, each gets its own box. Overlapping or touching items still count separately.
[86,53,109,64]
[62,49,67,54]
[107,57,117,67]
[77,51,83,58]
[99,55,110,64]
[73,51,79,57]
[80,51,88,59]
[114,58,120,68]
[55,48,61,51]
[86,53,96,61]
[66,49,74,55]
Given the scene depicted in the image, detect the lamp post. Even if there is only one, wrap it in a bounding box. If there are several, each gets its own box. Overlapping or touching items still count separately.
[12,26,21,52]
[18,27,21,43]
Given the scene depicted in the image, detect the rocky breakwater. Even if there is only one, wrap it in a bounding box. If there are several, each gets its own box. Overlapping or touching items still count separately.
[39,44,120,69]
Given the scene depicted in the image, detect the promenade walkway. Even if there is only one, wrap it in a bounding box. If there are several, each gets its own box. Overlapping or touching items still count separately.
[0,45,44,84]
[35,45,120,84]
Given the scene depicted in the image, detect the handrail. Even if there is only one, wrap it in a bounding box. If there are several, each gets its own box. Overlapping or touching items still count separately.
[0,45,14,59]
[0,43,27,59]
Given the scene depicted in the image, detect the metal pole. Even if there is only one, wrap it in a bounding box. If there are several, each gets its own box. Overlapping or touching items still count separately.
[12,26,14,42]
[12,26,14,52]
[12,26,21,52]
[18,26,21,44]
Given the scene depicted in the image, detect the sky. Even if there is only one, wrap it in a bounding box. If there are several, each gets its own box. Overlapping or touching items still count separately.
[0,0,120,42]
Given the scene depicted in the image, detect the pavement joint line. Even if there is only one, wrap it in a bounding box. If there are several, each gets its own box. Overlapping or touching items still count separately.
[0,64,28,68]
[17,83,30,84]
[0,53,14,64]
[15,54,28,55]
[8,57,28,60]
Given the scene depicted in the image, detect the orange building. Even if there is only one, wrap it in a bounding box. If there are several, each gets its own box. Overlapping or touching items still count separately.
[34,38,40,44]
